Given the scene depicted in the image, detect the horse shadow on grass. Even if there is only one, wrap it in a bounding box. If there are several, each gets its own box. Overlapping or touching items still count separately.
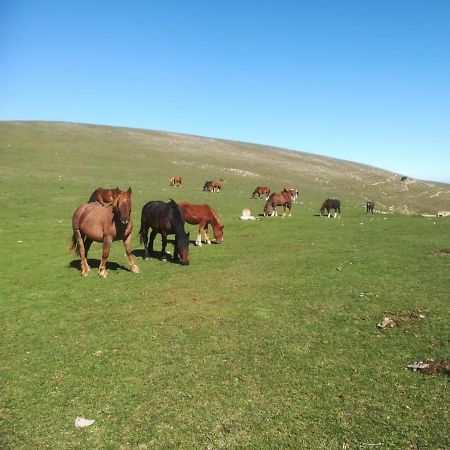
[132,239,187,264]
[69,259,131,273]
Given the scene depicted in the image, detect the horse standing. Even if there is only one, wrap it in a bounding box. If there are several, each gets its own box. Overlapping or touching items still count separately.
[170,176,182,187]
[203,181,214,192]
[178,202,224,246]
[88,187,121,206]
[252,186,271,199]
[366,201,375,214]
[320,199,341,218]
[70,188,139,277]
[283,187,299,202]
[264,191,292,217]
[139,200,190,265]
[212,181,222,192]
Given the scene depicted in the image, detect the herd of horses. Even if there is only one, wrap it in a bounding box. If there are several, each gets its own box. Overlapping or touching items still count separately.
[70,186,224,277]
[70,182,375,277]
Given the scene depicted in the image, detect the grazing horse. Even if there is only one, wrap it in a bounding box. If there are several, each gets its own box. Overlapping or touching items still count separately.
[70,188,139,277]
[203,181,214,192]
[211,181,222,192]
[252,186,271,199]
[139,200,190,265]
[320,199,341,218]
[283,187,299,202]
[169,176,182,187]
[88,187,121,206]
[366,200,375,214]
[178,202,224,246]
[264,191,292,217]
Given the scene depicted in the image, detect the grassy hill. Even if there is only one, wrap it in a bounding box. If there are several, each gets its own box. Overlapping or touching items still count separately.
[1,121,449,449]
[1,121,449,215]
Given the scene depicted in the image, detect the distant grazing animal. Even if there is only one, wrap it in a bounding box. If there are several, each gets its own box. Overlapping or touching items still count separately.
[70,188,139,277]
[178,202,224,246]
[139,200,190,265]
[366,201,375,214]
[264,191,292,217]
[320,199,341,218]
[282,187,299,202]
[212,181,222,192]
[169,176,182,187]
[252,186,271,199]
[88,187,121,206]
[203,181,221,192]
[203,181,214,192]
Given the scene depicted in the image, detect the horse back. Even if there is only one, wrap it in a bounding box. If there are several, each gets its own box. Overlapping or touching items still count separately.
[73,202,123,242]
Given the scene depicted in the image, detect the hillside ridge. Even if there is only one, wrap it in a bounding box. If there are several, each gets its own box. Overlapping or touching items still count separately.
[1,120,449,214]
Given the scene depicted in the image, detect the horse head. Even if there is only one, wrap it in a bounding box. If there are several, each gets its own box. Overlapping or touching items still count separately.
[114,187,132,225]
[214,224,224,244]
[177,231,190,265]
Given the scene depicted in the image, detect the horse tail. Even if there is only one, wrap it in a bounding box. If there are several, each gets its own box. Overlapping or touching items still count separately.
[69,232,80,256]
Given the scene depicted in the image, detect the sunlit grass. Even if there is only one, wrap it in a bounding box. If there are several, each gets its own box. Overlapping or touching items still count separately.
[1,122,449,449]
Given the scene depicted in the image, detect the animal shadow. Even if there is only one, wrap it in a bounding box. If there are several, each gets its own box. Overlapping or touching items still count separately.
[133,242,185,264]
[69,259,131,272]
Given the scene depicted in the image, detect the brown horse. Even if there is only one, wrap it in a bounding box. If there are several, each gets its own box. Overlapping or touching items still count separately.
[366,200,375,214]
[252,186,271,199]
[264,191,292,217]
[71,188,139,277]
[212,181,222,192]
[178,202,224,246]
[203,181,214,192]
[88,187,121,206]
[282,187,299,201]
[170,176,182,187]
[320,199,341,218]
[139,200,190,265]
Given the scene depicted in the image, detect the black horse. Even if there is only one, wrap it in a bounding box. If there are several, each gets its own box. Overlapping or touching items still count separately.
[366,201,375,214]
[139,200,190,265]
[320,199,341,218]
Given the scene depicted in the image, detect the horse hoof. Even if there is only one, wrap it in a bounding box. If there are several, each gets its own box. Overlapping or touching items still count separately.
[196,242,202,247]
[81,271,89,277]
[98,271,107,278]
[131,265,140,274]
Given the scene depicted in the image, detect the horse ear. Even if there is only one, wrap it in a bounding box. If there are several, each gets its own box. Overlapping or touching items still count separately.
[127,187,132,195]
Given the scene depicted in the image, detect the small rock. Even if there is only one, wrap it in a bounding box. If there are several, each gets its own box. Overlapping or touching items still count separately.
[377,317,396,329]
[75,417,95,428]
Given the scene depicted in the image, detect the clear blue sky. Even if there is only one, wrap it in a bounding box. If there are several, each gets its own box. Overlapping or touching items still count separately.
[1,1,449,182]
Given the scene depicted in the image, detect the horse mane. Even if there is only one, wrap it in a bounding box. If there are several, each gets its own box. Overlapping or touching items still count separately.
[88,188,101,203]
[169,199,185,225]
[209,206,223,227]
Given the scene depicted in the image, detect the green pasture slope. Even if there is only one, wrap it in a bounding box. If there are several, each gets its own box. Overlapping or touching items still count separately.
[1,121,449,449]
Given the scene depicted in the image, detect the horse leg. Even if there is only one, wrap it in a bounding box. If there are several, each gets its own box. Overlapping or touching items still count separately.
[149,230,157,258]
[123,234,139,274]
[83,237,93,272]
[160,232,168,260]
[203,224,211,245]
[172,235,180,261]
[195,224,203,246]
[75,230,90,276]
[327,208,331,218]
[141,225,150,259]
[98,236,112,277]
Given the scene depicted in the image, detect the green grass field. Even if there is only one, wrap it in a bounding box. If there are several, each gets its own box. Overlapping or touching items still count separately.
[1,122,449,449]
